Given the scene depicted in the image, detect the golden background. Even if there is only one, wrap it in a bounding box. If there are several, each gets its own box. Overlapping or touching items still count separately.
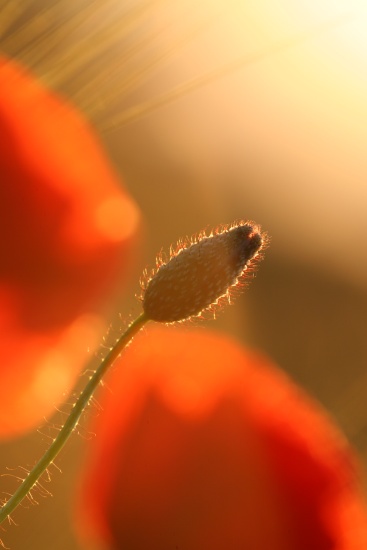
[1,1,367,547]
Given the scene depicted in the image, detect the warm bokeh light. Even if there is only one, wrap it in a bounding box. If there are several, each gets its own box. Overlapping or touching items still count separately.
[77,326,367,550]
[95,195,140,242]
[0,56,140,437]
[27,314,103,404]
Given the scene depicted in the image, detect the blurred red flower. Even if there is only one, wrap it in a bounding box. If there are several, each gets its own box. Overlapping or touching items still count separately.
[78,325,367,550]
[0,57,140,437]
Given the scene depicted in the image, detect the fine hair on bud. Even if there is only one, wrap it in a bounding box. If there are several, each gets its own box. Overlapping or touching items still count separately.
[141,221,266,323]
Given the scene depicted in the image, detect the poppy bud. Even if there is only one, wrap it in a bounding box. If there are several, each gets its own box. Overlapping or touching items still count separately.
[142,222,265,322]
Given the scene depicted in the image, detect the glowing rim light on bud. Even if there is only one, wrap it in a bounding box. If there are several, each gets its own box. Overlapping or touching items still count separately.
[141,221,267,323]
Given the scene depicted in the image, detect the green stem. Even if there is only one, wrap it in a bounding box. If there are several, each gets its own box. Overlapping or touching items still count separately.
[0,312,149,525]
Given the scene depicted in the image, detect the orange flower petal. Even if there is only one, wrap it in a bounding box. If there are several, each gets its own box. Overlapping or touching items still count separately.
[77,326,367,550]
[0,57,140,436]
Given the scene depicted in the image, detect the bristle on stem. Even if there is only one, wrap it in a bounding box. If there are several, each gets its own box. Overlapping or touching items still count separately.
[142,221,266,323]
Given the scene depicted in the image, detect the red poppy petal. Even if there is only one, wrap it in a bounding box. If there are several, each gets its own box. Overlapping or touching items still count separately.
[77,326,367,550]
[0,57,140,436]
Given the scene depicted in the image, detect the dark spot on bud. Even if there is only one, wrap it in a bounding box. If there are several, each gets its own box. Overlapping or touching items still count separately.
[142,222,265,323]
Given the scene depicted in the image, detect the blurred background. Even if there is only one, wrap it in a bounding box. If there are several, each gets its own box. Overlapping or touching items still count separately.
[1,0,367,547]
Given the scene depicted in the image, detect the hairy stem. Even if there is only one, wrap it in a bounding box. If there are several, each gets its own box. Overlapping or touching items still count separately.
[0,312,149,525]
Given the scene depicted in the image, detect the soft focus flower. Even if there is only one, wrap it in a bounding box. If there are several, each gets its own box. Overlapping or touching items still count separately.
[0,56,140,437]
[77,326,367,550]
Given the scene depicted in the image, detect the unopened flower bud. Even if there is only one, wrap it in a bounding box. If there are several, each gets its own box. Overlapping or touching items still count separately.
[142,221,265,322]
